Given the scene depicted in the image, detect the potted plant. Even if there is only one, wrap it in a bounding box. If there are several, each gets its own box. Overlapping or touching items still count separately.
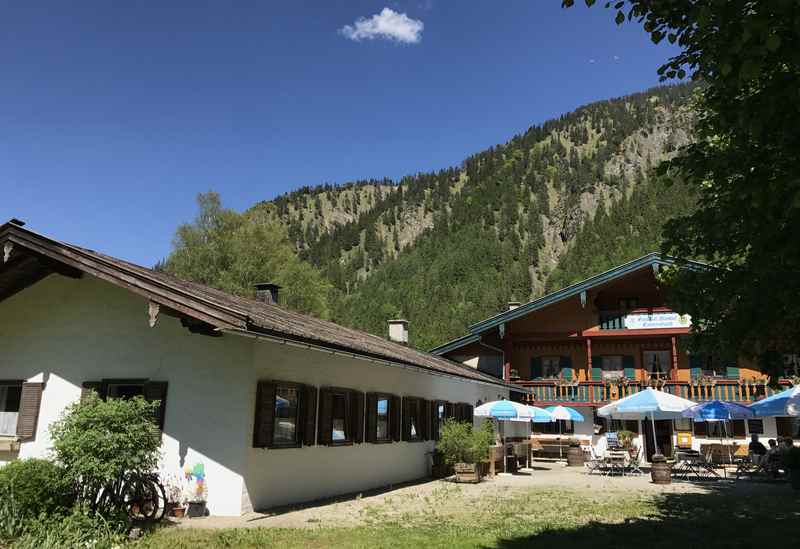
[509,368,521,381]
[162,474,185,518]
[437,418,494,483]
[617,430,636,450]
[785,447,800,490]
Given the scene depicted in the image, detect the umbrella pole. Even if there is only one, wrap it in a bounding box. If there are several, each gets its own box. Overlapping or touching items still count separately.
[559,420,563,461]
[650,412,658,458]
[502,421,507,474]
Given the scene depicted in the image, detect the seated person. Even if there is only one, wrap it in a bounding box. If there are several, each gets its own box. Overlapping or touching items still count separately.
[593,432,608,457]
[749,434,767,460]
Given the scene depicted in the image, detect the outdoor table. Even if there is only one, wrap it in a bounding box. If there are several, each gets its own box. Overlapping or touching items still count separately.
[673,450,720,481]
[605,450,628,476]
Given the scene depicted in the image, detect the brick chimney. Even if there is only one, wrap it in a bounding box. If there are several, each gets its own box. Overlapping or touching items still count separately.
[387,319,409,345]
[254,283,281,305]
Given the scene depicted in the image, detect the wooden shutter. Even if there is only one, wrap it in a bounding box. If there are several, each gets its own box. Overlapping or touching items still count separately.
[253,381,276,448]
[531,356,543,379]
[560,356,573,380]
[420,399,431,440]
[81,381,102,402]
[317,388,334,445]
[431,400,444,441]
[591,356,603,381]
[351,391,365,444]
[401,397,411,441]
[623,355,636,379]
[143,382,169,431]
[464,403,474,424]
[365,393,378,443]
[726,365,740,380]
[445,402,455,420]
[390,395,401,442]
[301,385,318,447]
[16,382,44,441]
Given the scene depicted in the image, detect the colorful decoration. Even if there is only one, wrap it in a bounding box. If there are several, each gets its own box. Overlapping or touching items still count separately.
[183,462,207,503]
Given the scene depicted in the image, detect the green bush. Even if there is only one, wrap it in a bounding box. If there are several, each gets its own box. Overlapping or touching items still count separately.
[0,459,74,539]
[49,393,162,506]
[437,418,495,465]
[12,504,127,549]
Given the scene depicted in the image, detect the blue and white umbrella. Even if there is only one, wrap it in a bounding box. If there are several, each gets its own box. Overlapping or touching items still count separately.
[475,400,533,473]
[528,405,554,423]
[749,386,800,417]
[543,406,584,460]
[598,388,696,458]
[683,400,755,462]
[474,400,534,422]
[545,405,585,422]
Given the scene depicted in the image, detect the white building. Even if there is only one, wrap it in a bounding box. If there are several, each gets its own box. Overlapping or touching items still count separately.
[0,220,516,516]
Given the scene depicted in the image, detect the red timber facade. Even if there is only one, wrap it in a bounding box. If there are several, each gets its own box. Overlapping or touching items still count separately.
[432,254,792,411]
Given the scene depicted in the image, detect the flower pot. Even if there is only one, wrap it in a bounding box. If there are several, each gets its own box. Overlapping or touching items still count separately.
[186,501,207,518]
[454,462,481,483]
[650,454,671,485]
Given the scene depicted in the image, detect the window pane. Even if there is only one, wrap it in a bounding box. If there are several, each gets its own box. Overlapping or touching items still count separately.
[601,356,623,380]
[747,419,764,435]
[0,385,22,412]
[107,384,144,400]
[332,393,347,441]
[273,386,299,444]
[542,357,560,378]
[643,351,670,377]
[376,398,389,440]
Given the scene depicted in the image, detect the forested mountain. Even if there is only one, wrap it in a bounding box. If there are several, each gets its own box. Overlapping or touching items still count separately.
[164,84,697,350]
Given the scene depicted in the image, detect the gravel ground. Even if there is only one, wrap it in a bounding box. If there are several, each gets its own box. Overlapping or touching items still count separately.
[171,460,746,530]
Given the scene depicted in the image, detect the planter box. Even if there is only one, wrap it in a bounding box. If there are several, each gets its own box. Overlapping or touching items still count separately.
[454,462,482,483]
[431,463,453,479]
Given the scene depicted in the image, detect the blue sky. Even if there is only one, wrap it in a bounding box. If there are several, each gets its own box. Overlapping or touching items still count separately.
[0,1,678,266]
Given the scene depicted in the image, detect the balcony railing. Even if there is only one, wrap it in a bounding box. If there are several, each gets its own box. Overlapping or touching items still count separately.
[516,379,788,406]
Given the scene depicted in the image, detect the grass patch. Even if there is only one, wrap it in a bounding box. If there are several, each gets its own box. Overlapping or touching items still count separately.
[137,486,800,549]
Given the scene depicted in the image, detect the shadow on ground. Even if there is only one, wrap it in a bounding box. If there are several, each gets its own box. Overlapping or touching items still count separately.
[489,483,800,549]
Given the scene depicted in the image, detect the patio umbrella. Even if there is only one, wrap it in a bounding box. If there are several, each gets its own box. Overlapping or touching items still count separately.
[598,388,696,458]
[544,406,585,460]
[682,400,754,463]
[527,405,554,423]
[749,386,800,417]
[474,400,533,473]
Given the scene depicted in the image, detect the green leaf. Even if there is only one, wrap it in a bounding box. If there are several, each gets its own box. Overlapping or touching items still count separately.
[651,31,663,44]
[766,34,781,52]
[615,11,625,24]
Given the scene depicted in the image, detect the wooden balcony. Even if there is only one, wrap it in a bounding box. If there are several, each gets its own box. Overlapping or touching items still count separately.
[514,378,790,406]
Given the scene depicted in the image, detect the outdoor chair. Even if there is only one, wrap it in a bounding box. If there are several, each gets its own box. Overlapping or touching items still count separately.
[585,446,607,475]
[627,447,644,476]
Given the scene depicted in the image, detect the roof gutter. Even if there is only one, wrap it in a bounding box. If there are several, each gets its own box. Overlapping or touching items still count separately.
[222,328,524,393]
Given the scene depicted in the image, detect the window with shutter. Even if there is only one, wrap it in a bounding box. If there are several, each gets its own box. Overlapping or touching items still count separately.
[366,393,393,443]
[351,391,365,444]
[81,381,102,401]
[16,382,44,441]
[253,380,306,449]
[301,385,317,447]
[402,397,425,442]
[591,356,603,381]
[732,420,746,438]
[0,381,23,437]
[143,381,169,431]
[390,395,402,442]
[318,387,361,446]
[420,399,431,441]
[560,356,573,380]
[431,400,448,441]
[747,419,764,435]
[530,356,543,379]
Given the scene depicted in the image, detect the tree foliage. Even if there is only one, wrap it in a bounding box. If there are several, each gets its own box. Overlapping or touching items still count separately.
[570,1,800,379]
[436,418,495,465]
[49,394,162,504]
[164,192,334,319]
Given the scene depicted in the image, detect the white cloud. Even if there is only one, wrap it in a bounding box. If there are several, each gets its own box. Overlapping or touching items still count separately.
[613,55,620,62]
[589,58,596,64]
[339,8,424,44]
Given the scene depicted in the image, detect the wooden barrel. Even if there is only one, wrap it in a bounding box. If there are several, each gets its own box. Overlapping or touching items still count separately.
[650,455,671,484]
[567,445,584,467]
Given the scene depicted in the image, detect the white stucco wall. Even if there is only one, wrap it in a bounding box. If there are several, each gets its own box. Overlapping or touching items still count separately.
[0,273,254,516]
[243,340,509,511]
[0,272,511,515]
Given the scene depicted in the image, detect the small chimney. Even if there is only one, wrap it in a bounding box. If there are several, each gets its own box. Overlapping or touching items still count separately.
[508,301,521,311]
[388,319,409,345]
[254,282,281,305]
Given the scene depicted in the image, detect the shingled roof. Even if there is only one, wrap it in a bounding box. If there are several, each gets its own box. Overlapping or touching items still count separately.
[0,220,516,389]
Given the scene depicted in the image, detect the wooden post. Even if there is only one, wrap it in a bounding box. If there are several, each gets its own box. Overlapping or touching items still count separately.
[586,338,592,382]
[670,336,679,381]
[503,335,513,382]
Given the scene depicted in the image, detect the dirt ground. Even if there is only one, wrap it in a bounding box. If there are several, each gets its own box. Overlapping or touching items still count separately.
[171,460,757,530]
